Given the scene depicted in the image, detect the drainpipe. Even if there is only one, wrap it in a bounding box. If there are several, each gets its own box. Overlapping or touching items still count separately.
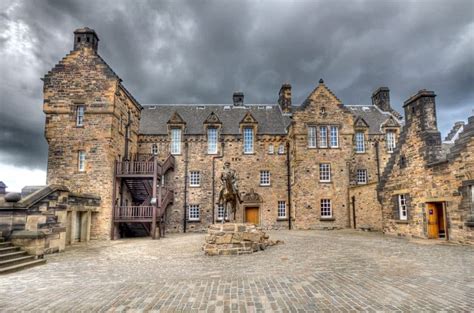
[352,196,356,229]
[212,140,225,224]
[375,141,381,182]
[183,141,189,233]
[286,141,292,230]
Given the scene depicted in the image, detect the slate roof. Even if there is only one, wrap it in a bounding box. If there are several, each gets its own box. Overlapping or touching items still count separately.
[346,105,402,135]
[139,104,292,135]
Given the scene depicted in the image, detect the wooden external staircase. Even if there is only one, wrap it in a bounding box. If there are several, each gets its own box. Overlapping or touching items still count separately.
[112,154,175,239]
[0,234,46,275]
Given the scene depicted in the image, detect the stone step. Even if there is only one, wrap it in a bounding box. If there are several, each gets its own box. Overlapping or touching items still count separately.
[0,246,20,255]
[0,237,4,243]
[0,255,36,267]
[0,259,47,275]
[0,241,13,248]
[0,251,28,261]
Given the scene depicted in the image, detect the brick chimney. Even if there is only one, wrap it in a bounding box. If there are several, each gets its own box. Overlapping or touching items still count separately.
[233,92,244,106]
[372,87,391,112]
[278,84,292,113]
[74,27,99,52]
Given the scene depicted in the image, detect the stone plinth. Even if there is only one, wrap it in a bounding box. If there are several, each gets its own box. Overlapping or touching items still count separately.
[202,223,282,256]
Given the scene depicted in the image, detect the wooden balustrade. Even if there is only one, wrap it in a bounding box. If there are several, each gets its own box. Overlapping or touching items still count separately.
[115,161,155,175]
[114,206,154,221]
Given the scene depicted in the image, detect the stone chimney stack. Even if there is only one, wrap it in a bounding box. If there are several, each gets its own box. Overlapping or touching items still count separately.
[74,27,99,52]
[233,92,244,106]
[372,87,391,112]
[278,84,292,113]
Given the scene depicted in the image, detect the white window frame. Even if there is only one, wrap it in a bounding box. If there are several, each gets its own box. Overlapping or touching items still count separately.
[308,126,317,148]
[260,170,270,186]
[189,171,201,187]
[207,128,218,154]
[321,199,332,218]
[330,126,339,148]
[188,204,200,221]
[386,131,396,153]
[356,169,367,184]
[355,132,365,153]
[76,106,85,127]
[243,127,254,154]
[398,194,407,220]
[151,143,158,155]
[170,128,181,155]
[78,151,86,172]
[278,201,287,219]
[268,144,274,154]
[319,126,328,148]
[278,144,285,154]
[217,204,227,221]
[319,163,331,182]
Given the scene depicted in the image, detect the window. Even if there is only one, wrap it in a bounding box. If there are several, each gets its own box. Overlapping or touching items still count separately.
[217,204,228,221]
[330,126,339,148]
[188,205,200,221]
[278,144,285,154]
[268,144,274,154]
[308,126,317,148]
[151,144,158,155]
[319,163,331,182]
[78,151,86,172]
[355,132,365,153]
[278,201,287,219]
[319,126,328,147]
[76,106,84,126]
[170,128,181,155]
[398,194,407,220]
[321,199,332,218]
[260,170,270,186]
[207,128,218,154]
[386,131,396,153]
[356,169,367,184]
[243,127,254,154]
[189,171,200,187]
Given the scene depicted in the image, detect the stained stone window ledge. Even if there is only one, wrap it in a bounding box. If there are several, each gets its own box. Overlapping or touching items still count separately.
[276,218,289,221]
[187,220,201,223]
[395,220,409,224]
[320,217,335,221]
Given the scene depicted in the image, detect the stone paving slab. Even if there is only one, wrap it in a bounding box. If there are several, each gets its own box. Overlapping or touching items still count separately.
[0,230,473,312]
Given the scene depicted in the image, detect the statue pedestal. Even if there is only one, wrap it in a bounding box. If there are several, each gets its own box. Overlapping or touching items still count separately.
[202,223,282,256]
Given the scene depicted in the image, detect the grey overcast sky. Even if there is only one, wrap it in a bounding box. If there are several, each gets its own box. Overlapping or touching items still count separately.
[0,0,473,191]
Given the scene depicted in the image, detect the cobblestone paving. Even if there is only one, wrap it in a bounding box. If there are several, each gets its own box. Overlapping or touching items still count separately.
[0,230,473,312]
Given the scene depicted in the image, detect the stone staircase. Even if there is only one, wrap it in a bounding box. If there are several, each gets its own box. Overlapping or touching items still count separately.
[0,234,46,275]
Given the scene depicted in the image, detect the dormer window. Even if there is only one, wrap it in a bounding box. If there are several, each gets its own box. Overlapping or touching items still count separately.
[386,131,396,153]
[355,132,365,153]
[170,128,181,155]
[243,127,254,154]
[207,128,218,154]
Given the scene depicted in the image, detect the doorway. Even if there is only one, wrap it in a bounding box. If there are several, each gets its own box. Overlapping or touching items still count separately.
[75,211,82,242]
[245,207,260,225]
[426,202,447,239]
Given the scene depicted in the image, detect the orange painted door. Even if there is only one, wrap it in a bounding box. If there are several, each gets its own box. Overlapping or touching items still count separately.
[427,204,439,239]
[246,207,259,225]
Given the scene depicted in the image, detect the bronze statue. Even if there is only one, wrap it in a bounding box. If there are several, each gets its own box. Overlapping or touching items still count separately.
[218,162,242,223]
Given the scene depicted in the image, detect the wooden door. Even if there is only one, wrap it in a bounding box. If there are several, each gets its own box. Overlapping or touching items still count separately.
[245,207,259,225]
[427,203,439,239]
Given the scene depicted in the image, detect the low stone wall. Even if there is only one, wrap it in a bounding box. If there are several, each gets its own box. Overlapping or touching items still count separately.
[203,223,282,256]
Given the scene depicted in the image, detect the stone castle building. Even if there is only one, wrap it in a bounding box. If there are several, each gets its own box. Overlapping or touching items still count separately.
[28,27,472,246]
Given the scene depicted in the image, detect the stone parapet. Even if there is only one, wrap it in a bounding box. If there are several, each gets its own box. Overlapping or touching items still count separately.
[202,223,282,256]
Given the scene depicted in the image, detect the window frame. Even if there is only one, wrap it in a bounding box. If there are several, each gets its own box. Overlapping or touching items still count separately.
[260,170,271,186]
[330,126,339,148]
[217,204,228,221]
[170,128,182,155]
[398,194,408,220]
[76,105,85,127]
[207,127,218,155]
[386,131,396,153]
[268,144,274,154]
[308,126,317,148]
[356,169,368,184]
[320,199,332,218]
[319,163,331,182]
[355,132,365,153]
[189,171,201,187]
[277,201,287,219]
[188,204,200,221]
[319,126,328,148]
[78,150,86,172]
[151,143,158,155]
[278,144,285,155]
[243,127,254,154]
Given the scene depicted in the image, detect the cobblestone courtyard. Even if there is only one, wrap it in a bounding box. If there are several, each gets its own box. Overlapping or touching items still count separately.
[0,230,473,312]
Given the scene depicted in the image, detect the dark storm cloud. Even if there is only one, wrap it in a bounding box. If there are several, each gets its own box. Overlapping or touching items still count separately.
[0,0,473,170]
